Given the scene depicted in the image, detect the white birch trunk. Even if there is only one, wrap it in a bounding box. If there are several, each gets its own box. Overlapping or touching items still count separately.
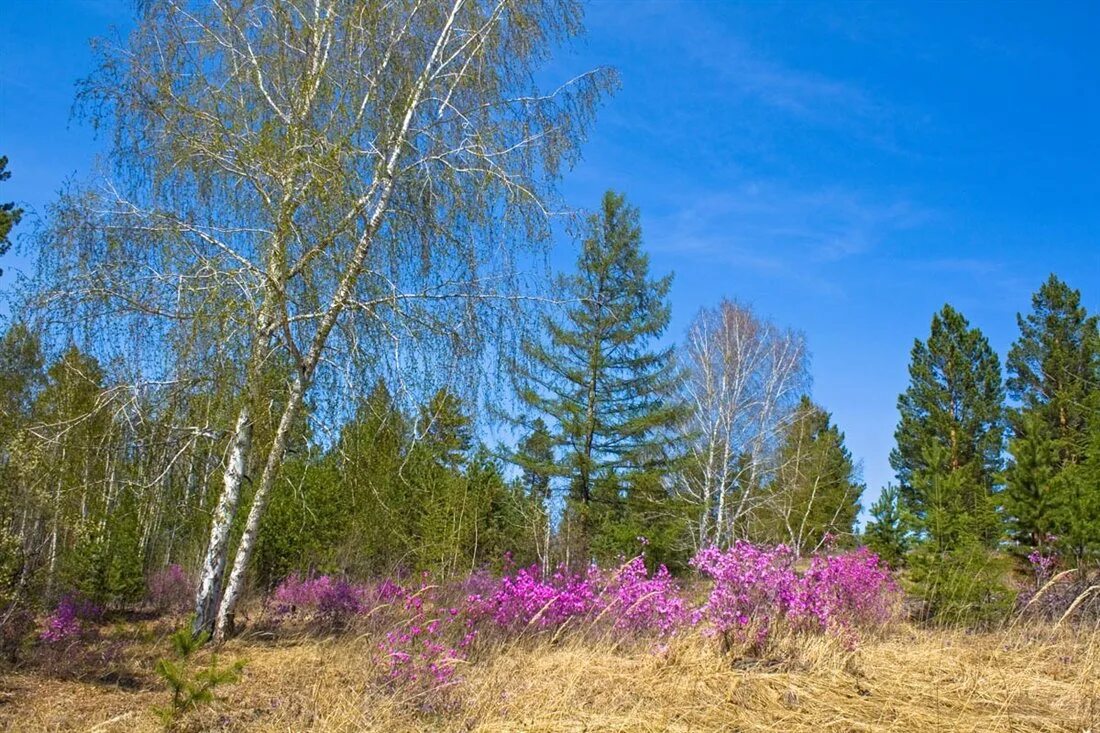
[193,404,252,635]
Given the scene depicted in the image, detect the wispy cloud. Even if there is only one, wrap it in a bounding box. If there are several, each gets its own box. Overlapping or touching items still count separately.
[646,182,931,295]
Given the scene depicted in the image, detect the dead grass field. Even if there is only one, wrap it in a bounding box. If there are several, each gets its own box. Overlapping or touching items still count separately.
[2,623,1097,732]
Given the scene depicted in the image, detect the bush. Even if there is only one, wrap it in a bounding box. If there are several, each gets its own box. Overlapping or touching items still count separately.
[691,542,898,652]
[147,565,193,615]
[907,543,1016,625]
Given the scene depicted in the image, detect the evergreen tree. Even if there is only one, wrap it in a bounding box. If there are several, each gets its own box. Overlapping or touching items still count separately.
[890,305,1005,549]
[1005,275,1100,560]
[515,191,683,559]
[752,396,863,554]
[513,417,555,569]
[331,381,413,576]
[1003,410,1059,550]
[0,155,24,277]
[515,417,554,504]
[864,484,909,567]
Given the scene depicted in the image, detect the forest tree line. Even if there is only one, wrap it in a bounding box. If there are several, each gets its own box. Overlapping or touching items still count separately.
[0,1,1097,635]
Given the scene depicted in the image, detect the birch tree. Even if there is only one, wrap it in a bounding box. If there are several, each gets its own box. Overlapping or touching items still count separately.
[26,0,612,639]
[679,300,809,547]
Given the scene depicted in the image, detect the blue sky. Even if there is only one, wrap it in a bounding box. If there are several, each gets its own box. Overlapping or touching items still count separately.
[2,1,1098,504]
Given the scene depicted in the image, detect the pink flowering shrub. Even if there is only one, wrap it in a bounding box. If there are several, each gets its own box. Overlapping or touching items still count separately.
[690,542,800,649]
[374,576,477,706]
[147,564,192,614]
[1026,549,1058,588]
[598,557,686,636]
[691,542,897,651]
[271,574,368,627]
[40,594,102,644]
[794,548,897,634]
[468,563,599,631]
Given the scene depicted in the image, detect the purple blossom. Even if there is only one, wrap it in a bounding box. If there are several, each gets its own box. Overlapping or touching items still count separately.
[40,595,102,644]
[147,564,192,614]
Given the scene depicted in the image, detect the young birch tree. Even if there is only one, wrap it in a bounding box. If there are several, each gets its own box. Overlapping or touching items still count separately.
[679,300,809,547]
[26,0,613,639]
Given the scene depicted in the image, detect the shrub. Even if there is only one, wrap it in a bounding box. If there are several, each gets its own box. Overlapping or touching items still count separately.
[598,556,686,636]
[690,542,898,652]
[40,594,102,644]
[467,563,599,631]
[794,548,897,634]
[907,542,1016,625]
[271,573,368,628]
[147,564,192,615]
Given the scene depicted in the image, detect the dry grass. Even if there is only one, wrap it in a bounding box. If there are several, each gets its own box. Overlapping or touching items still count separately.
[2,623,1098,732]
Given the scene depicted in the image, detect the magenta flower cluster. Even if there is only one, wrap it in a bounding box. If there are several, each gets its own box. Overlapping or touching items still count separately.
[465,557,687,637]
[147,564,192,613]
[264,544,895,696]
[467,563,600,630]
[691,542,896,647]
[1026,549,1057,586]
[40,594,102,643]
[271,573,370,626]
[599,557,686,636]
[379,590,474,693]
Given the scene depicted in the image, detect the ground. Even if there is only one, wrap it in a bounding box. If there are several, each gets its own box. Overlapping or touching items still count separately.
[1,621,1097,732]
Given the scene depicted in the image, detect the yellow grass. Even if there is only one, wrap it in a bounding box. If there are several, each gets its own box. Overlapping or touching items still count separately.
[2,623,1098,732]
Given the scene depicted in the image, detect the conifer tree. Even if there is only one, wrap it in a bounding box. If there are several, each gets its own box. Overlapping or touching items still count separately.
[1005,275,1100,560]
[0,155,23,277]
[864,484,909,567]
[890,305,1005,550]
[514,191,683,559]
[753,396,863,554]
[891,306,1011,621]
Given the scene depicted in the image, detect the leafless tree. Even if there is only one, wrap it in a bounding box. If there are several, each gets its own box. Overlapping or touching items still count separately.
[678,299,809,547]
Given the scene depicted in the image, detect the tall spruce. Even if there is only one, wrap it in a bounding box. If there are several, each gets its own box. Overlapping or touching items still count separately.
[515,191,683,559]
[1005,275,1100,560]
[890,305,1005,550]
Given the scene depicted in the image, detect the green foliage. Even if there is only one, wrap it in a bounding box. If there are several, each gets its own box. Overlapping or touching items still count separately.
[0,155,23,276]
[1047,404,1100,565]
[253,383,543,581]
[588,470,696,572]
[890,305,1011,620]
[863,484,910,568]
[1005,275,1100,563]
[752,396,863,553]
[63,487,145,606]
[1004,410,1060,550]
[891,304,1005,550]
[253,456,345,591]
[905,541,1016,626]
[154,625,245,727]
[513,191,685,558]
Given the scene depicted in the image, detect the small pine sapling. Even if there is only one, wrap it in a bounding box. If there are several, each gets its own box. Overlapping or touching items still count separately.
[154,625,245,727]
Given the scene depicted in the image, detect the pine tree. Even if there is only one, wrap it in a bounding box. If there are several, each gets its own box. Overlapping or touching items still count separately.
[1004,410,1059,550]
[515,417,554,504]
[890,305,1005,550]
[0,155,24,277]
[513,418,555,569]
[1005,275,1100,560]
[864,484,909,567]
[753,396,864,554]
[514,191,683,560]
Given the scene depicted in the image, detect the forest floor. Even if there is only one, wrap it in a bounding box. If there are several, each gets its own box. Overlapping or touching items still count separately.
[1,620,1097,732]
